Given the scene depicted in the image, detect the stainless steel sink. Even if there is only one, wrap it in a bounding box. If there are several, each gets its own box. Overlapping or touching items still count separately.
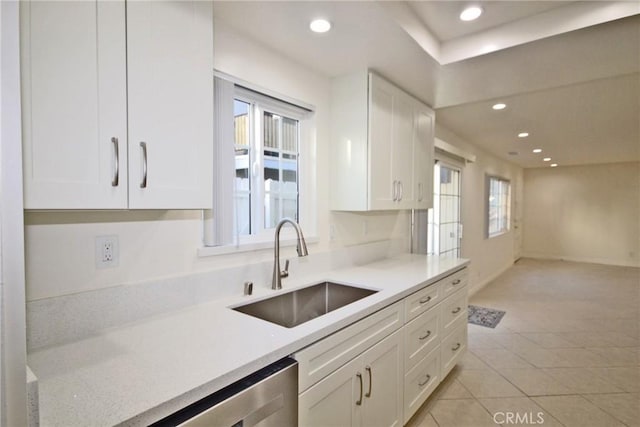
[233,282,378,328]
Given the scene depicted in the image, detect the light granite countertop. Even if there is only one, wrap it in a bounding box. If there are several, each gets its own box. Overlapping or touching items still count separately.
[28,254,469,426]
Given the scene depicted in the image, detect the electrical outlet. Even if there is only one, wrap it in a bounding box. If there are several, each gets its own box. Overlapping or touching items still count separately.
[96,235,119,268]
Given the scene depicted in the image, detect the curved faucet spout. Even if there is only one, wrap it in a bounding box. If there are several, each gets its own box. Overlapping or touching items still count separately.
[272,218,309,290]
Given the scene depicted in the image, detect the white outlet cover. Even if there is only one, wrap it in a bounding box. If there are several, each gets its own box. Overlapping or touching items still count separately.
[95,235,119,269]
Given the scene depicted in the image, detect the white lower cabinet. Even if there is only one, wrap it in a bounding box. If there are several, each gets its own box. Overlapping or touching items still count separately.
[404,347,440,423]
[296,266,469,427]
[401,268,469,424]
[441,320,468,379]
[299,330,404,427]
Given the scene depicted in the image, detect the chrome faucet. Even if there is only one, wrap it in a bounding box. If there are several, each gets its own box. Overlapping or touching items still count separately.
[272,218,309,290]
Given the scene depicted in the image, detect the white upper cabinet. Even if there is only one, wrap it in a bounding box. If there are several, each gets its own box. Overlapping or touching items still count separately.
[126,1,213,209]
[331,71,434,211]
[21,1,128,209]
[20,0,213,210]
[413,107,435,210]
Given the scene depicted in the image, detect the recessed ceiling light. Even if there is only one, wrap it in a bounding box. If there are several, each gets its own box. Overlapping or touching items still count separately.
[543,157,551,162]
[533,148,542,153]
[492,103,506,110]
[309,18,331,33]
[550,163,558,167]
[460,6,483,21]
[518,132,529,138]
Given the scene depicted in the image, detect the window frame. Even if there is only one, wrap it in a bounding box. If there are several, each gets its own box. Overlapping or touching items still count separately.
[234,87,305,240]
[485,174,511,239]
[202,73,316,253]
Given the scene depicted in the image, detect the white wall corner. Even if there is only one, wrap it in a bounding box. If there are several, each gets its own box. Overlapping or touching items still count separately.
[468,260,514,297]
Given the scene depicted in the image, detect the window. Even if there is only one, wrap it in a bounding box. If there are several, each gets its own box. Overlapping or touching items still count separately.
[205,76,314,249]
[486,175,511,238]
[233,96,300,235]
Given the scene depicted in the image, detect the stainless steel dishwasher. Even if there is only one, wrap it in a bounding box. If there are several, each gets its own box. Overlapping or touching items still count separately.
[151,358,297,427]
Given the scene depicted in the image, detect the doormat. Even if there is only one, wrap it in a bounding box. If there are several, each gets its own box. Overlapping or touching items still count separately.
[468,305,506,328]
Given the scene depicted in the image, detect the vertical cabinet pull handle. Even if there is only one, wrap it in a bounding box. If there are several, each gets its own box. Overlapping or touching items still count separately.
[356,372,363,405]
[140,142,148,188]
[392,180,398,201]
[398,181,404,201]
[111,137,119,187]
[365,366,372,398]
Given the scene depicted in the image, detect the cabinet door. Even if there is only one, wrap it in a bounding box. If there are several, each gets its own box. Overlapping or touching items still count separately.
[21,1,128,209]
[361,330,404,427]
[368,74,395,210]
[299,355,361,427]
[413,106,435,210]
[126,1,213,209]
[392,95,416,209]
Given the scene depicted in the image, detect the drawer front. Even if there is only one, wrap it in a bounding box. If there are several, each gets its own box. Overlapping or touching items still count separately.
[441,321,467,378]
[405,281,441,322]
[441,268,468,299]
[404,307,439,372]
[404,346,441,424]
[294,301,404,392]
[440,287,468,336]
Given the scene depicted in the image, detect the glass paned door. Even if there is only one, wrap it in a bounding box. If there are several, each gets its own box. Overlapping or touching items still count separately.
[428,162,462,258]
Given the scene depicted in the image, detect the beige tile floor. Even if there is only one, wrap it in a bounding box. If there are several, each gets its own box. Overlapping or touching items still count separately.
[406,258,640,427]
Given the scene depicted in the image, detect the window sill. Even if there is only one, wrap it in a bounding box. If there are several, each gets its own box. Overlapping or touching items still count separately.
[198,236,319,257]
[487,230,511,239]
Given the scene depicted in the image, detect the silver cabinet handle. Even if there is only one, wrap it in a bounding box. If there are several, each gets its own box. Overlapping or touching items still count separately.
[452,307,462,314]
[419,296,432,304]
[418,182,423,202]
[140,142,148,188]
[398,181,404,201]
[418,374,431,387]
[452,279,462,286]
[392,180,398,201]
[419,330,431,340]
[111,137,119,187]
[365,366,372,398]
[356,372,363,406]
[452,342,461,351]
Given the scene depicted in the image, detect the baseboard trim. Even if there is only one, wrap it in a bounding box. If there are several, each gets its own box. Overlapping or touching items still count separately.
[521,253,640,268]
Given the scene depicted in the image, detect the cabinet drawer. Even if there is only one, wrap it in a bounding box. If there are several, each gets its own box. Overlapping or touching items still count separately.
[441,321,467,378]
[441,268,468,299]
[404,346,441,424]
[440,287,468,336]
[405,281,441,322]
[294,301,404,393]
[404,307,439,372]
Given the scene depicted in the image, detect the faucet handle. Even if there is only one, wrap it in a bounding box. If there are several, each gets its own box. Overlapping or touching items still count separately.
[281,259,290,278]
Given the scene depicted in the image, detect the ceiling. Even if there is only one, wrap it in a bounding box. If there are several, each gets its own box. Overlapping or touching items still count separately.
[212,1,640,168]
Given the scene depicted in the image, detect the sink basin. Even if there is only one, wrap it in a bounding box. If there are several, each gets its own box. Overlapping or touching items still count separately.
[233,282,378,328]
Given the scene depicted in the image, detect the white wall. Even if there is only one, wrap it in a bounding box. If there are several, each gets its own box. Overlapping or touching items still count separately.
[522,162,640,267]
[435,124,523,294]
[24,19,410,301]
[1,0,28,423]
